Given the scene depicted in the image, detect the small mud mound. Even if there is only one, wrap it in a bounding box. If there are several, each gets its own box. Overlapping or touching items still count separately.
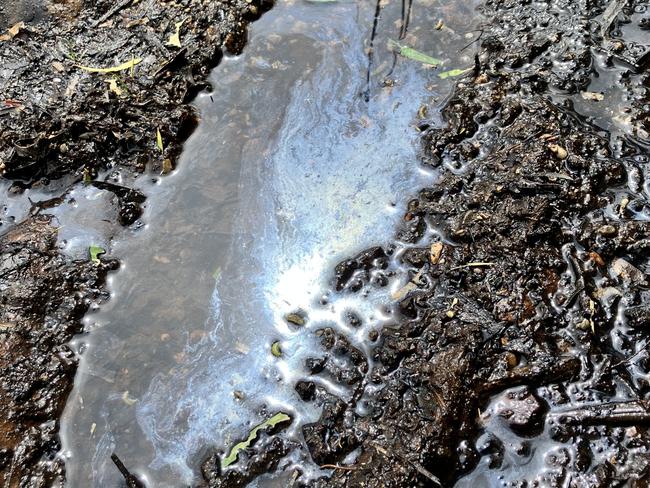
[0,216,116,487]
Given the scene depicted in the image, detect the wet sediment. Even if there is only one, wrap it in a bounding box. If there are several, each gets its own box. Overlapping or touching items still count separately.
[0,0,270,485]
[209,0,650,486]
[1,0,649,487]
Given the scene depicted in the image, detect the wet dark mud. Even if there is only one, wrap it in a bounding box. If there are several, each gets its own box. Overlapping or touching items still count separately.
[1,0,271,184]
[0,0,271,486]
[0,216,116,487]
[207,0,650,487]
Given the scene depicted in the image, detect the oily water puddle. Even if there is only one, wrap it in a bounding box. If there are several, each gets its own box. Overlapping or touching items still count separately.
[55,0,480,486]
[0,0,645,486]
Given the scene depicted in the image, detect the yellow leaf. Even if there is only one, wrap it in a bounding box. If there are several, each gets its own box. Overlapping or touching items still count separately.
[78,58,142,73]
[166,20,185,48]
[105,78,123,96]
[156,129,164,152]
[0,21,25,42]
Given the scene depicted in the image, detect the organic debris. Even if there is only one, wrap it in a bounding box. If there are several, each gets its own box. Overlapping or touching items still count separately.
[438,67,471,79]
[166,20,185,48]
[77,58,142,73]
[388,39,442,66]
[221,412,292,468]
[89,245,106,264]
[271,341,283,357]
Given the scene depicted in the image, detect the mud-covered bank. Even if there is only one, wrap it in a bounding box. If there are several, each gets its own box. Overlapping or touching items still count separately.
[0,0,271,485]
[0,217,116,486]
[1,0,649,487]
[204,0,650,487]
[296,1,650,487]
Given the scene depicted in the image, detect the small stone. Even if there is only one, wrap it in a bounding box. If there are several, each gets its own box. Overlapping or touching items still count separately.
[285,311,306,326]
[597,225,617,237]
[549,143,568,159]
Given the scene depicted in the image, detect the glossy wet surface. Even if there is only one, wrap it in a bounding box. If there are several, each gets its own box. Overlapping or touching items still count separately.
[58,0,479,485]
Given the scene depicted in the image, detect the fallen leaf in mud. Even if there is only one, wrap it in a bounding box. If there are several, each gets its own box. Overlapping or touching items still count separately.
[430,242,443,265]
[77,58,142,73]
[392,269,424,300]
[221,412,291,468]
[388,39,442,66]
[105,78,123,96]
[121,391,137,406]
[0,22,25,42]
[166,20,185,48]
[285,312,306,326]
[438,67,471,79]
[589,251,605,267]
[162,158,173,174]
[549,143,568,159]
[52,61,65,72]
[156,129,164,152]
[581,91,605,101]
[89,245,105,264]
[271,341,283,357]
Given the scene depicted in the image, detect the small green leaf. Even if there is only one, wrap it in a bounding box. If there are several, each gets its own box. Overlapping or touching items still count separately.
[156,128,164,152]
[438,67,471,79]
[89,245,105,264]
[271,341,282,357]
[388,39,442,66]
[221,412,291,468]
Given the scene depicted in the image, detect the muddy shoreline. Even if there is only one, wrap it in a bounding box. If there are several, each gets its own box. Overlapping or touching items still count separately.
[1,0,649,487]
[1,0,270,485]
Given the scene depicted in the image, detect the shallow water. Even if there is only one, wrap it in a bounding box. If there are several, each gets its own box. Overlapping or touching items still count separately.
[60,0,480,486]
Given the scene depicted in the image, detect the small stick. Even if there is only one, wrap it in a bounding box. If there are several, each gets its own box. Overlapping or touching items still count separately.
[372,442,442,486]
[110,453,145,488]
[92,0,134,27]
[449,262,494,271]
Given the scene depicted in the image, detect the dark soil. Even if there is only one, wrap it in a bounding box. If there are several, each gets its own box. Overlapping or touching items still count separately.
[0,0,270,485]
[2,0,649,486]
[0,216,116,486]
[208,0,650,487]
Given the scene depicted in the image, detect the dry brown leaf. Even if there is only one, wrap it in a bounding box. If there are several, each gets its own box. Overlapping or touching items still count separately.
[0,22,25,42]
[430,242,443,265]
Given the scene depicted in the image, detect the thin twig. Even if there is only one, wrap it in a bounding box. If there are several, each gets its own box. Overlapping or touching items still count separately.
[372,442,442,486]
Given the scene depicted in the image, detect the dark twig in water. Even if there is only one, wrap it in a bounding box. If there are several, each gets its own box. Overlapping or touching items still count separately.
[363,0,383,102]
[387,0,414,77]
[459,28,484,53]
[110,453,145,488]
[320,463,365,471]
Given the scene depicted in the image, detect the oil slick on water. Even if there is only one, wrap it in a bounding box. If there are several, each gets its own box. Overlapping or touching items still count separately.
[60,0,479,485]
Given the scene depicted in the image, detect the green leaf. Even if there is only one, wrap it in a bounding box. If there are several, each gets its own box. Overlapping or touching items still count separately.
[388,39,442,66]
[271,341,282,357]
[89,245,105,264]
[438,67,471,79]
[221,412,291,468]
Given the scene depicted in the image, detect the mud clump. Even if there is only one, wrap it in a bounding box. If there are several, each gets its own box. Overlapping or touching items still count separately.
[211,0,650,486]
[0,216,116,486]
[1,0,272,184]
